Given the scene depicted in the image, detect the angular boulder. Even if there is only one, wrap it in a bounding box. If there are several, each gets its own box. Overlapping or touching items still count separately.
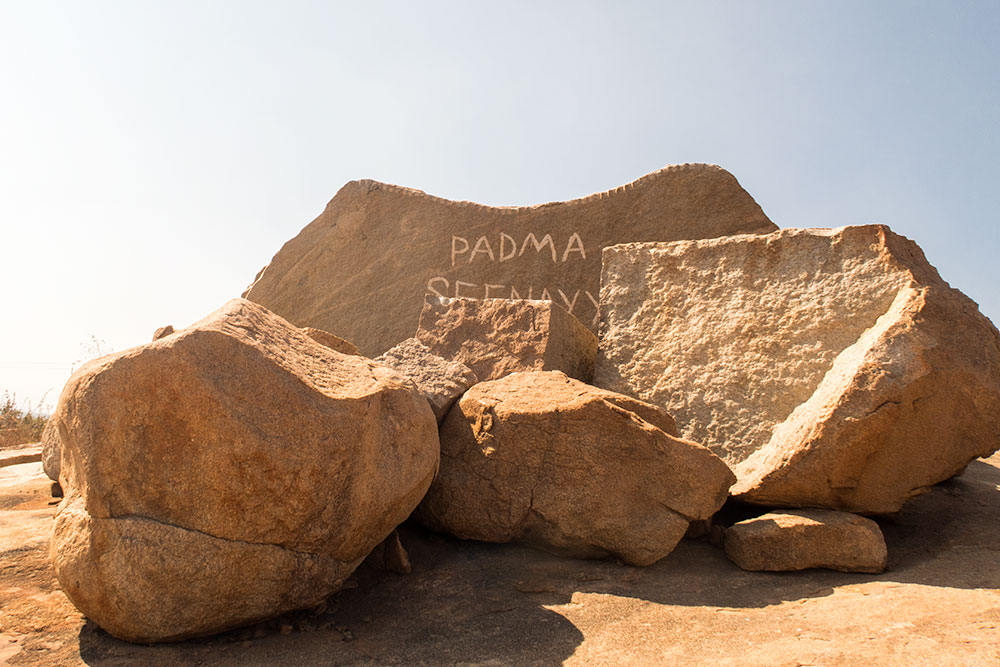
[416,296,598,382]
[50,299,439,642]
[375,337,478,423]
[243,164,776,356]
[595,225,1000,513]
[724,510,887,573]
[417,371,734,566]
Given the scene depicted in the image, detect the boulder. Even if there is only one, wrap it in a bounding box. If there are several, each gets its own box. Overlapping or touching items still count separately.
[243,164,776,356]
[724,510,887,573]
[375,337,478,423]
[415,296,598,382]
[594,225,1000,513]
[40,418,61,481]
[417,371,734,566]
[50,299,439,642]
[301,326,360,356]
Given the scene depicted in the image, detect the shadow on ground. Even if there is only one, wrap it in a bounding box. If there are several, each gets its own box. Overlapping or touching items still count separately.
[4,452,996,666]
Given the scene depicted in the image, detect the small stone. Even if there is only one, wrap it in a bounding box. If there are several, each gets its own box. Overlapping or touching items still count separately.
[152,325,174,341]
[724,509,888,573]
[279,624,293,635]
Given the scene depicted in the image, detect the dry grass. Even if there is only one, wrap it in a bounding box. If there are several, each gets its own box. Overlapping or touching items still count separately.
[1,392,48,449]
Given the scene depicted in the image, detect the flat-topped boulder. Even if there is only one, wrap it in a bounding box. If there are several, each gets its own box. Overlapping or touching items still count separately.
[50,299,439,642]
[416,296,597,382]
[724,510,888,573]
[595,225,1000,514]
[417,371,734,566]
[243,164,775,356]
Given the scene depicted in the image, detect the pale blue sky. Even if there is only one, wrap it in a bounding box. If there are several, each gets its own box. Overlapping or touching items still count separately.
[1,1,997,412]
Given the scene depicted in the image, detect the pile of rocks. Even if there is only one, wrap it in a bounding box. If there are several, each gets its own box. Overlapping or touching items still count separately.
[45,165,1000,643]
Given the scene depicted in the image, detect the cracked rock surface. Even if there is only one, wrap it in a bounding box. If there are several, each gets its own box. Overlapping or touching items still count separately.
[416,371,734,566]
[595,225,1000,513]
[49,299,440,642]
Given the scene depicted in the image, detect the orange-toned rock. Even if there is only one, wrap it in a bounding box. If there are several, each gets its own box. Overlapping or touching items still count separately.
[375,337,478,423]
[243,165,775,356]
[595,225,1000,513]
[50,299,439,642]
[417,371,734,566]
[724,510,887,573]
[415,297,597,382]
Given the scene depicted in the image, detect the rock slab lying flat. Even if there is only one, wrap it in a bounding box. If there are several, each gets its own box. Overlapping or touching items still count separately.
[416,296,597,382]
[376,337,478,423]
[417,371,734,566]
[50,299,439,642]
[243,164,775,356]
[595,225,1000,513]
[724,510,887,573]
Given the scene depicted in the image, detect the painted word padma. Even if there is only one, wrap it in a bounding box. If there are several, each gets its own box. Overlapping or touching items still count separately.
[451,232,586,266]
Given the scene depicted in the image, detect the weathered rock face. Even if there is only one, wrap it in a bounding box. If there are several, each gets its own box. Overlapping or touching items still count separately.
[243,164,775,356]
[724,510,887,573]
[41,418,60,482]
[301,326,360,356]
[415,297,598,382]
[417,371,734,567]
[375,337,478,423]
[595,225,1000,513]
[50,299,439,642]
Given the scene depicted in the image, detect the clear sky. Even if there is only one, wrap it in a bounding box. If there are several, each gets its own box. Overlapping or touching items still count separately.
[1,1,997,413]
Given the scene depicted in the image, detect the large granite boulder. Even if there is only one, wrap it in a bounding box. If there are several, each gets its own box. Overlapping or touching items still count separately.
[243,164,776,356]
[417,371,734,566]
[595,225,1000,514]
[724,510,887,573]
[416,296,597,382]
[50,299,439,642]
[375,337,478,423]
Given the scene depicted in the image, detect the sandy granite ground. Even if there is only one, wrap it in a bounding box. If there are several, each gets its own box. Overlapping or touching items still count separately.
[2,451,998,666]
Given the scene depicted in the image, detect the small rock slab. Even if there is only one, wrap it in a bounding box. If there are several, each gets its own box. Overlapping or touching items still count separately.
[417,371,734,566]
[724,509,887,573]
[376,337,478,423]
[416,296,597,382]
[0,444,41,469]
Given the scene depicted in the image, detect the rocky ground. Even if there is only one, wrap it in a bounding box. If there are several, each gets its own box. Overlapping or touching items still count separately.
[2,451,998,666]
